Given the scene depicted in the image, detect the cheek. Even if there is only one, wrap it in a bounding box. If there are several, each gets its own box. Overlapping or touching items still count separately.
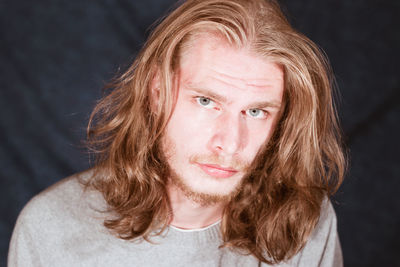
[166,102,212,151]
[245,121,277,159]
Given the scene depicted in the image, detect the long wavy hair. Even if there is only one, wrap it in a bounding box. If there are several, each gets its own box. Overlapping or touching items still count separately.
[87,0,346,264]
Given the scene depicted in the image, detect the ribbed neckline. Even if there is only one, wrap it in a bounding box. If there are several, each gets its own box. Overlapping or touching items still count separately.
[169,220,221,232]
[152,221,223,246]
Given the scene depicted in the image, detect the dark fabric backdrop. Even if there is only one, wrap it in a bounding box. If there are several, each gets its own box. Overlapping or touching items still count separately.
[1,0,399,266]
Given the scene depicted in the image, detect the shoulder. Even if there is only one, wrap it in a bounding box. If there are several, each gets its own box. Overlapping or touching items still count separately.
[312,197,338,239]
[9,169,112,266]
[17,169,106,224]
[8,170,113,266]
[291,197,343,267]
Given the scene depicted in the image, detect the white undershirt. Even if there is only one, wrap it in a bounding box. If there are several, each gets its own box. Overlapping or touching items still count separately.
[169,220,221,232]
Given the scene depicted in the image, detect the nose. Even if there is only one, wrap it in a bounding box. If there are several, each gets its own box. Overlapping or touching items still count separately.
[207,112,247,156]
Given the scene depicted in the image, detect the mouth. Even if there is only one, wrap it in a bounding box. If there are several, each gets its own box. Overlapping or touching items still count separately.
[196,163,238,178]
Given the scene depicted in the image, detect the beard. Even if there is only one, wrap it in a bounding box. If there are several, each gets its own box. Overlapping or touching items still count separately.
[161,137,251,206]
[168,167,244,206]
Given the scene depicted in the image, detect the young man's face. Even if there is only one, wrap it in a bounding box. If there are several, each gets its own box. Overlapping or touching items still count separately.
[162,35,284,204]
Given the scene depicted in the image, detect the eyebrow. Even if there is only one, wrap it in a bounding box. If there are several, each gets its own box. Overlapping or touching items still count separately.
[186,86,282,110]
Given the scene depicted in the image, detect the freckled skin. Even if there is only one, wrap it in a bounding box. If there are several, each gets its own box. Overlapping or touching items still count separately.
[163,35,284,201]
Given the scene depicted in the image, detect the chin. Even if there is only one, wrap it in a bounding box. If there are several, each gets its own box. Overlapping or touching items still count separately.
[171,170,244,205]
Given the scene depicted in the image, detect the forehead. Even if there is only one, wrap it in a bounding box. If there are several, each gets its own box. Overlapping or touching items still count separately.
[178,34,284,99]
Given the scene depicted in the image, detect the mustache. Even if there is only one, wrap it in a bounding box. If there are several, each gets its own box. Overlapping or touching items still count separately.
[189,154,251,172]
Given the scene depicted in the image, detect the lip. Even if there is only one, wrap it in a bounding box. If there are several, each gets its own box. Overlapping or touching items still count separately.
[196,163,238,178]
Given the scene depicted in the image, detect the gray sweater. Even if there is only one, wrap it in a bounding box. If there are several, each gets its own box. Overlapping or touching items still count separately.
[8,170,343,266]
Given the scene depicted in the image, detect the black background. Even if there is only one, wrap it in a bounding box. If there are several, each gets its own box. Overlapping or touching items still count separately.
[1,0,399,266]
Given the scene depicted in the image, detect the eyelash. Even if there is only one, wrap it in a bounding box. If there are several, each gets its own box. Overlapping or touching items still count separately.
[194,96,269,119]
[195,96,216,108]
[245,109,268,119]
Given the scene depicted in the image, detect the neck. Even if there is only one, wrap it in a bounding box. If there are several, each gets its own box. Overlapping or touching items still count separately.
[167,185,225,230]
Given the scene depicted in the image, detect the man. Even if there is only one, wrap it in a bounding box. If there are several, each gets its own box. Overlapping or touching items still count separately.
[9,0,346,266]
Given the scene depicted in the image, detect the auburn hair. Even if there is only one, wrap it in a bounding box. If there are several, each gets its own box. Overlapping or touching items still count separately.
[87,0,346,264]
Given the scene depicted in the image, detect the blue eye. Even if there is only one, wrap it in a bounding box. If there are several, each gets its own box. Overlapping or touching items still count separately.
[246,108,266,118]
[196,97,216,108]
